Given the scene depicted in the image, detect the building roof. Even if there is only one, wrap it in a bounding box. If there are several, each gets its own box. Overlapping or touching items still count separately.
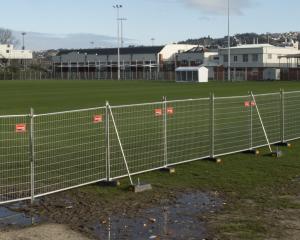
[57,46,165,56]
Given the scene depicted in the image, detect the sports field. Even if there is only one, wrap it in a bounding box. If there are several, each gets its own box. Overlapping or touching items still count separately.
[1,80,300,114]
[1,80,300,239]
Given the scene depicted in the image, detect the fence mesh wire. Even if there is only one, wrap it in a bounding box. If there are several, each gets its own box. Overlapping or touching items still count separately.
[252,93,281,147]
[1,91,300,205]
[214,96,251,156]
[167,99,210,164]
[34,108,106,197]
[109,103,164,179]
[284,91,300,141]
[0,115,31,203]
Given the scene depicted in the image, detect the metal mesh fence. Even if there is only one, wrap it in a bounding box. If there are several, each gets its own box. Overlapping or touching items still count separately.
[34,108,106,197]
[284,91,300,141]
[1,90,300,205]
[167,99,210,164]
[214,96,251,157]
[109,103,164,179]
[252,93,281,147]
[0,115,31,204]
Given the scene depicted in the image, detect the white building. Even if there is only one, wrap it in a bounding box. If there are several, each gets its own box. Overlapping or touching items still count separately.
[176,46,219,79]
[176,66,208,83]
[0,44,33,60]
[219,44,300,80]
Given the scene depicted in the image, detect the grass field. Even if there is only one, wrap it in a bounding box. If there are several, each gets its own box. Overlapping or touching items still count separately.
[1,80,300,114]
[1,80,300,239]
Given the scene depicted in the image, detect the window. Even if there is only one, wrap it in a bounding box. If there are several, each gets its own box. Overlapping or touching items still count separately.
[6,50,10,54]
[234,56,238,62]
[224,54,228,62]
[252,54,258,62]
[268,54,272,59]
[243,54,249,62]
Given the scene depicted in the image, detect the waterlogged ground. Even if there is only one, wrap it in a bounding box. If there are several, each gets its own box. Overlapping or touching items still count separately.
[0,190,222,240]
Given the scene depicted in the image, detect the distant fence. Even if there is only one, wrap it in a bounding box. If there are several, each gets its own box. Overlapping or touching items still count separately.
[1,90,300,205]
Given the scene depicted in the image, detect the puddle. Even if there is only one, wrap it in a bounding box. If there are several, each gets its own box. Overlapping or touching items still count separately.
[92,192,222,240]
[0,203,41,228]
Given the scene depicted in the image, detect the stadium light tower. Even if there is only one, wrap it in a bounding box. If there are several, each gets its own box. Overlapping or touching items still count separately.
[113,4,122,80]
[21,32,26,50]
[227,0,231,82]
[118,18,127,48]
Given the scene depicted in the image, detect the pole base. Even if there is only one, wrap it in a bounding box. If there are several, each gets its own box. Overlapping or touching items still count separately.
[244,149,260,155]
[160,167,176,174]
[130,183,152,193]
[209,157,223,164]
[99,180,121,187]
[271,150,283,158]
[277,142,292,148]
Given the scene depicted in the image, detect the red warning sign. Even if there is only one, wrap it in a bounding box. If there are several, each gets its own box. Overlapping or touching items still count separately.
[16,124,26,133]
[244,101,256,107]
[93,115,103,123]
[244,101,250,107]
[167,107,174,115]
[155,109,162,117]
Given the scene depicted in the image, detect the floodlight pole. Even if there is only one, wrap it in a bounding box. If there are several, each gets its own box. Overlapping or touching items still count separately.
[228,0,231,82]
[22,32,26,50]
[113,5,122,80]
[118,18,127,48]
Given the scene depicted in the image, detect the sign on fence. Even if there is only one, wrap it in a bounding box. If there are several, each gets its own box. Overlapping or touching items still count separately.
[93,115,103,123]
[16,124,26,133]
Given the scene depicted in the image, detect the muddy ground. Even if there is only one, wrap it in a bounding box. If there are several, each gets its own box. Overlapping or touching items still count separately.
[0,188,223,240]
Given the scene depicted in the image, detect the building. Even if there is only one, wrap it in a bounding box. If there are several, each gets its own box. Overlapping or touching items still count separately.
[176,46,219,80]
[52,44,196,80]
[0,44,33,67]
[218,44,300,81]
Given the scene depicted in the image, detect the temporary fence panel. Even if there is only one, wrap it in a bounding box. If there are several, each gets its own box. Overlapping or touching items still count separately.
[252,93,281,148]
[34,108,106,197]
[214,96,252,156]
[109,102,165,179]
[1,90,300,206]
[167,99,210,165]
[284,91,300,141]
[0,115,31,204]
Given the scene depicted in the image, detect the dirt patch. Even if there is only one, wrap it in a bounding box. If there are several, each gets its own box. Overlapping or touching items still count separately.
[0,224,91,240]
[0,189,223,239]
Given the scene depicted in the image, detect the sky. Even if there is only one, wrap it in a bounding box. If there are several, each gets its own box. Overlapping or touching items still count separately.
[1,0,299,48]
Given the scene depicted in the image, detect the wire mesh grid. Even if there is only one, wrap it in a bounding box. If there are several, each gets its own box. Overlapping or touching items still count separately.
[284,91,300,141]
[34,108,106,197]
[167,99,210,164]
[0,115,31,204]
[252,93,281,147]
[214,96,252,156]
[109,103,164,179]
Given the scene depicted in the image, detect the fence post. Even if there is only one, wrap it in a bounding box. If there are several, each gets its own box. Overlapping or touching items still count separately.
[249,92,253,150]
[280,89,285,143]
[29,108,35,204]
[163,96,168,167]
[105,101,111,182]
[210,93,215,158]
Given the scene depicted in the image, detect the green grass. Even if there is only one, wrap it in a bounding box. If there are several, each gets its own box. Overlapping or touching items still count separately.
[1,80,300,239]
[1,80,300,114]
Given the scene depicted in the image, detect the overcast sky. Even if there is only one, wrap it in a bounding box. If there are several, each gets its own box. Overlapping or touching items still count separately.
[1,0,299,47]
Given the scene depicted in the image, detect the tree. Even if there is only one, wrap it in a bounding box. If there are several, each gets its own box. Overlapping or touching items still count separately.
[0,28,19,46]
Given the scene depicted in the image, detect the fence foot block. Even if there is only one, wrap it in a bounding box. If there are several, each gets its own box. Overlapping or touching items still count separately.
[271,150,283,158]
[244,149,260,155]
[208,158,223,164]
[99,180,121,187]
[130,183,152,193]
[160,167,176,174]
[277,142,292,148]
